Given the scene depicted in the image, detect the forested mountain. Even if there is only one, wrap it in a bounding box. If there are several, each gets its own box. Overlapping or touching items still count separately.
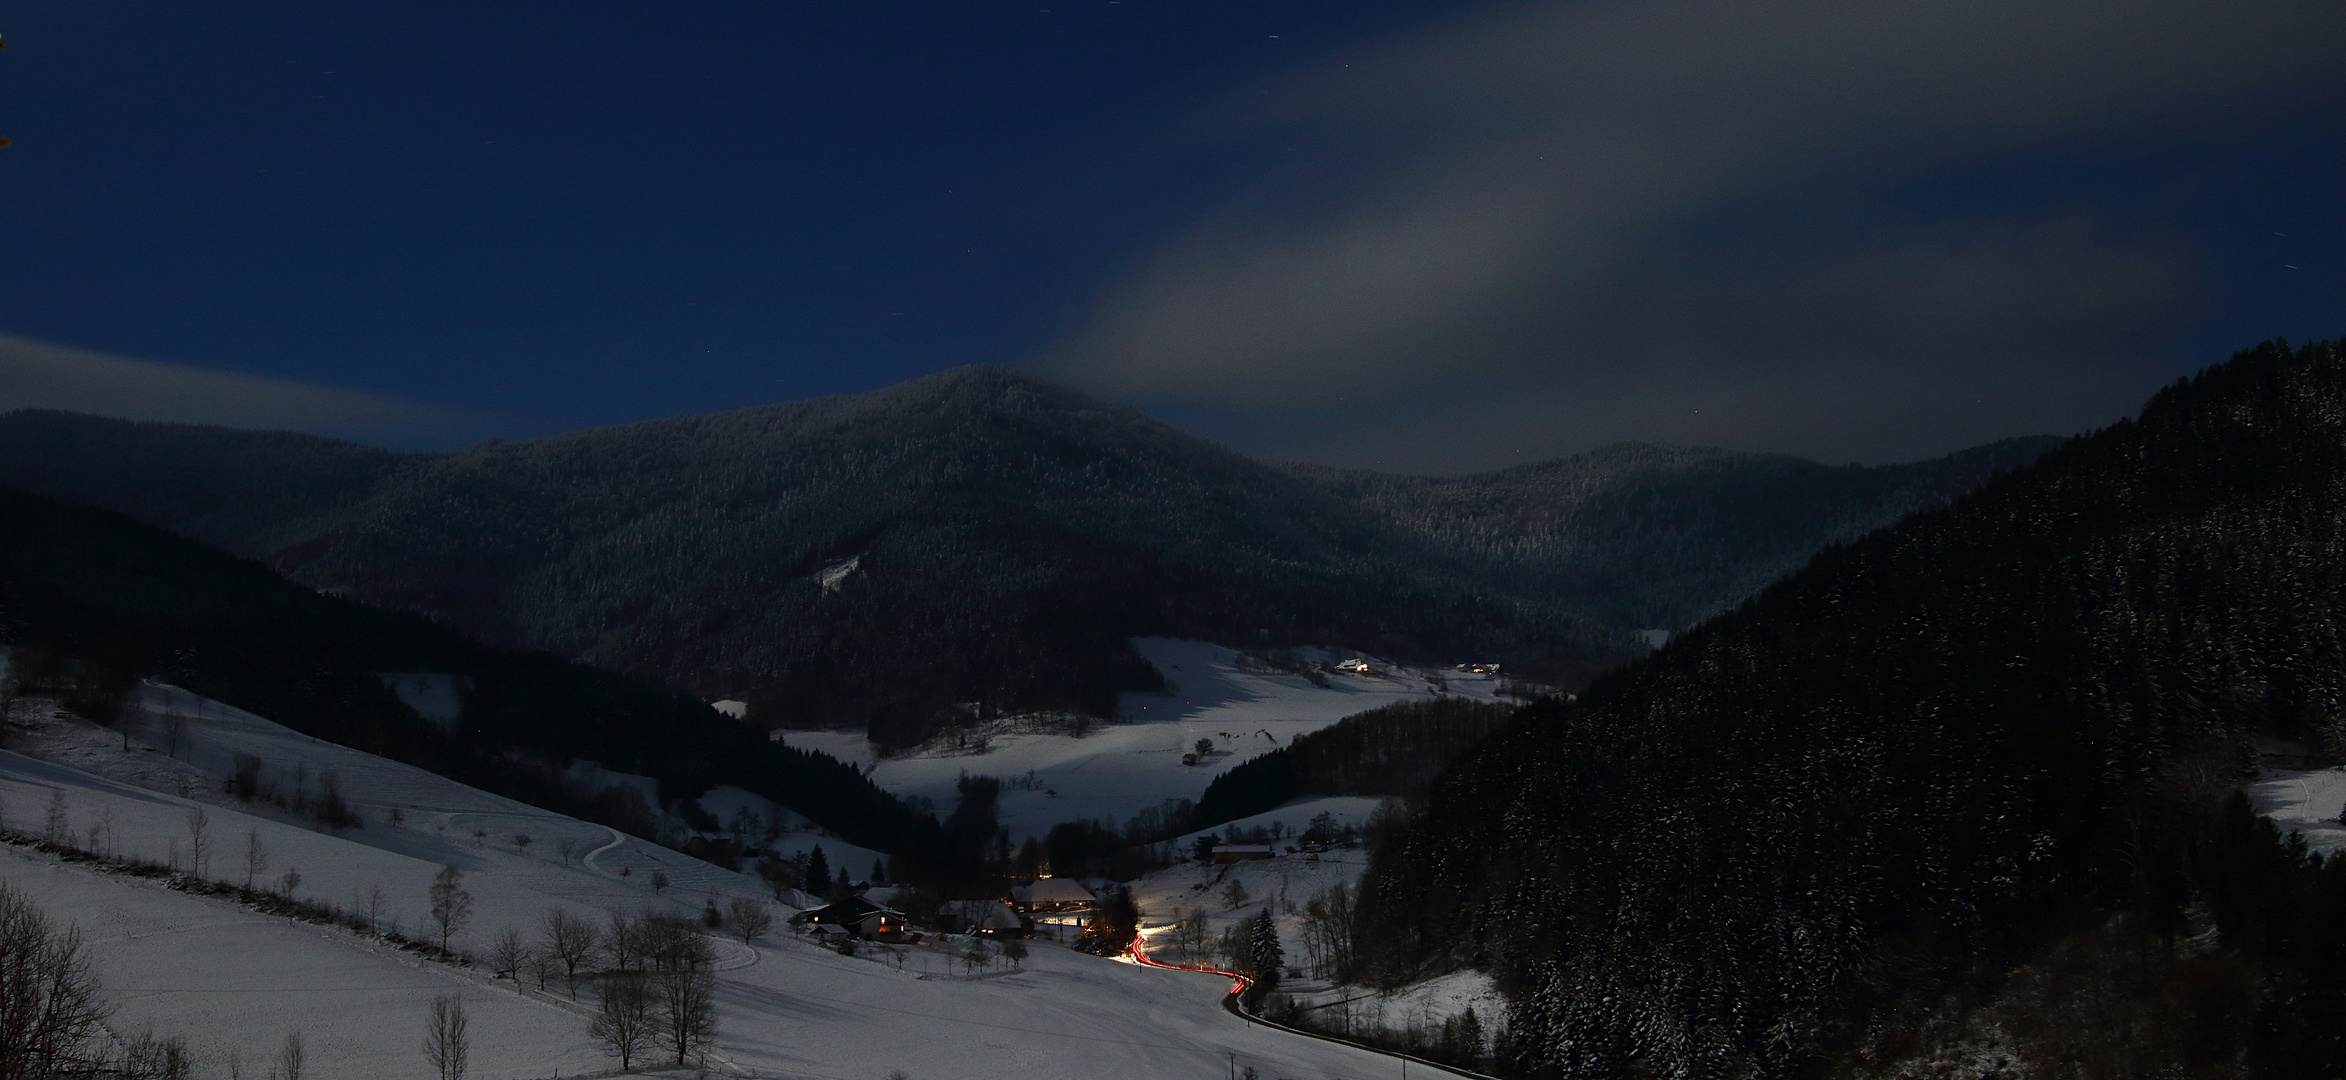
[1290,436,2058,632]
[0,368,2042,749]
[0,485,939,863]
[1192,697,1518,829]
[1354,339,2346,1078]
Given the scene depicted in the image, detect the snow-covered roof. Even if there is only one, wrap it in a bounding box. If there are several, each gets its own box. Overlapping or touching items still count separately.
[939,899,1023,931]
[975,904,1022,931]
[860,884,916,908]
[804,896,904,924]
[1016,878,1094,904]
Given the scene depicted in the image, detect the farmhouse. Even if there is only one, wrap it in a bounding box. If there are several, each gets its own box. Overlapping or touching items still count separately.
[937,899,1029,937]
[798,896,916,942]
[1010,877,1095,913]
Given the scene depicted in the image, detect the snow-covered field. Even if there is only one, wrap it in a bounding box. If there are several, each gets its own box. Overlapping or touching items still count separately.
[788,639,1509,842]
[1123,839,1498,1059]
[1127,841,1371,962]
[2250,767,2346,857]
[0,684,1456,1080]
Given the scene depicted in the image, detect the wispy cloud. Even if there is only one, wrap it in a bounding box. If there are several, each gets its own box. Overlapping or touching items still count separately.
[0,333,484,447]
[1043,0,2344,470]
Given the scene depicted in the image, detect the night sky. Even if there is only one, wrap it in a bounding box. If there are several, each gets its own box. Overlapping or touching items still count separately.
[1,1,2339,471]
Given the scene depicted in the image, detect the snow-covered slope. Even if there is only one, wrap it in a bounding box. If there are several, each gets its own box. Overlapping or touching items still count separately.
[787,639,1511,841]
[2251,767,2346,857]
[0,684,1458,1080]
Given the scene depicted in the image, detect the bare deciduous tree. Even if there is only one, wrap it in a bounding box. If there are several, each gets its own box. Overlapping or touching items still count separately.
[556,838,578,866]
[87,807,115,862]
[0,883,112,1078]
[277,868,302,900]
[116,698,141,752]
[163,710,188,759]
[243,829,269,892]
[589,972,657,1071]
[1300,883,1355,979]
[724,898,773,943]
[523,942,560,992]
[605,912,645,973]
[423,995,468,1080]
[652,931,718,1066]
[43,788,69,845]
[120,1030,193,1079]
[428,865,472,952]
[184,809,211,879]
[358,885,390,937]
[273,1031,305,1080]
[542,909,601,998]
[486,929,527,988]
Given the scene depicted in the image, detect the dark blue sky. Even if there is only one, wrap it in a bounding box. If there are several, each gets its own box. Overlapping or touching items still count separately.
[1,1,2340,469]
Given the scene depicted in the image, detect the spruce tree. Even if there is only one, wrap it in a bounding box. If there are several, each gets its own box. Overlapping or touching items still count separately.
[804,845,830,897]
[1247,910,1283,985]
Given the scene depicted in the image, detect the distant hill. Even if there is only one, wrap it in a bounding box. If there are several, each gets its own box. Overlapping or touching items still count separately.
[0,369,2048,749]
[1289,436,2059,632]
[1353,339,2346,1077]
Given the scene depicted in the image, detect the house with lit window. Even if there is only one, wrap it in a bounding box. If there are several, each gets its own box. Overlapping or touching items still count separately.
[797,896,917,942]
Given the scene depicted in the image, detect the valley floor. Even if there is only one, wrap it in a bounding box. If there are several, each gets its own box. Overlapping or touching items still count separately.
[787,638,1507,843]
[0,687,1442,1080]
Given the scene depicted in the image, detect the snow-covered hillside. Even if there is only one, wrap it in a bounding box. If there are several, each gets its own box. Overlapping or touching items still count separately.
[2251,767,2346,856]
[788,639,1511,841]
[0,683,1460,1080]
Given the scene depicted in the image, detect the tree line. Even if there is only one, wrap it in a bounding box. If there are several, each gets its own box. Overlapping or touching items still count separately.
[1191,697,1520,830]
[1350,338,2346,1078]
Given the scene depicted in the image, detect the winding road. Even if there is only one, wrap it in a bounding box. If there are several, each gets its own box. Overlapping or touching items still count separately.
[1125,935,1498,1080]
[581,823,627,872]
